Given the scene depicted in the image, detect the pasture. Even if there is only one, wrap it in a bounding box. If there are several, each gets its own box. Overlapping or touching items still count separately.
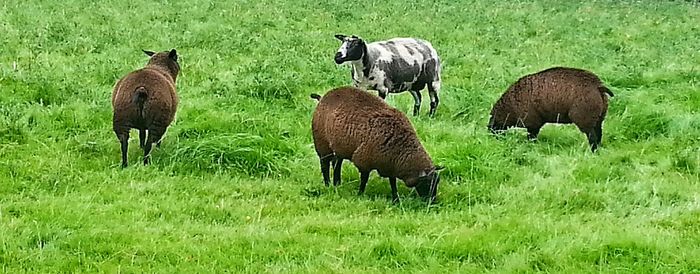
[1,0,699,272]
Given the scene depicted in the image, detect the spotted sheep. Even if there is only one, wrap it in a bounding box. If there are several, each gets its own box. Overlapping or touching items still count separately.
[112,49,180,167]
[488,67,614,152]
[310,86,443,203]
[333,34,442,117]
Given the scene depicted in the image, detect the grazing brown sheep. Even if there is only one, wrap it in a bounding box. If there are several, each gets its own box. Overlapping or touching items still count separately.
[112,49,180,167]
[488,67,614,152]
[311,86,443,203]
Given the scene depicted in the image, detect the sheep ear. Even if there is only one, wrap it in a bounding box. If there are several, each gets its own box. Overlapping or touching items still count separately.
[168,49,178,61]
[418,170,427,177]
[142,50,156,57]
[334,34,347,41]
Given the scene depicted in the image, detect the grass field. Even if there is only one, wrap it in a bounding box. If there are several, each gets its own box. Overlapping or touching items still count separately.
[1,0,700,272]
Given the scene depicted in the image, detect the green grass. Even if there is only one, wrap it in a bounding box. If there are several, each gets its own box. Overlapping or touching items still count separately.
[1,0,700,272]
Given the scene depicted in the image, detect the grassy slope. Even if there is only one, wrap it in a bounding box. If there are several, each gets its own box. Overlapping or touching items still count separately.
[1,0,699,272]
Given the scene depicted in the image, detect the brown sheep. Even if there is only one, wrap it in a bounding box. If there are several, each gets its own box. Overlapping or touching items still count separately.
[311,86,443,203]
[488,67,614,152]
[112,49,180,167]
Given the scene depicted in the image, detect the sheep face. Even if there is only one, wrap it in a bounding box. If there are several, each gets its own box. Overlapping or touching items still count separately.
[413,167,442,202]
[488,99,517,133]
[334,34,365,64]
[488,113,513,133]
[143,49,180,78]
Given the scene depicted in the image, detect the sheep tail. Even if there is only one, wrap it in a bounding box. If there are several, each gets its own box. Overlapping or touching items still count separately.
[310,93,322,101]
[133,87,148,117]
[599,86,614,97]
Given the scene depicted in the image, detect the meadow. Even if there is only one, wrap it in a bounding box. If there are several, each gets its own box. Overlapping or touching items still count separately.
[1,0,699,272]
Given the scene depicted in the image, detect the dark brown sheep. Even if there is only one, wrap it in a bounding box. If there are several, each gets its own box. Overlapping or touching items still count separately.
[112,49,180,167]
[488,67,614,152]
[311,86,443,203]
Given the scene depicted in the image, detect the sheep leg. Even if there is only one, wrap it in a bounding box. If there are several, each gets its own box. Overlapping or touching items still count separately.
[587,130,599,152]
[571,108,599,152]
[574,124,598,152]
[595,119,603,146]
[332,158,343,186]
[358,170,370,195]
[143,142,153,165]
[527,126,541,141]
[427,81,440,117]
[377,87,389,100]
[409,90,422,116]
[389,177,399,204]
[139,129,147,149]
[116,132,129,168]
[320,157,331,186]
[143,127,166,165]
[587,121,603,152]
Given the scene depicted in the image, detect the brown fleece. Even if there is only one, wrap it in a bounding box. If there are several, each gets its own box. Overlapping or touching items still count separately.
[311,86,439,202]
[489,67,613,152]
[112,49,180,167]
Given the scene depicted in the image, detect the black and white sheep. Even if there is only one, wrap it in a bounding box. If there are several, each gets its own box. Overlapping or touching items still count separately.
[488,67,614,152]
[311,86,443,203]
[112,49,180,167]
[333,34,442,117]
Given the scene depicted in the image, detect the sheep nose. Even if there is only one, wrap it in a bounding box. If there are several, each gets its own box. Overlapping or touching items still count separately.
[334,53,344,64]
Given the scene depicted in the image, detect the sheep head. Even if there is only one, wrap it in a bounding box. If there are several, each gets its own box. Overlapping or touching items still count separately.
[413,166,443,202]
[488,97,518,133]
[143,49,180,80]
[334,34,365,64]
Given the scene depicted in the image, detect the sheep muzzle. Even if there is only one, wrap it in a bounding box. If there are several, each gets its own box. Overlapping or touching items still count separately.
[334,52,345,64]
[415,172,439,202]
